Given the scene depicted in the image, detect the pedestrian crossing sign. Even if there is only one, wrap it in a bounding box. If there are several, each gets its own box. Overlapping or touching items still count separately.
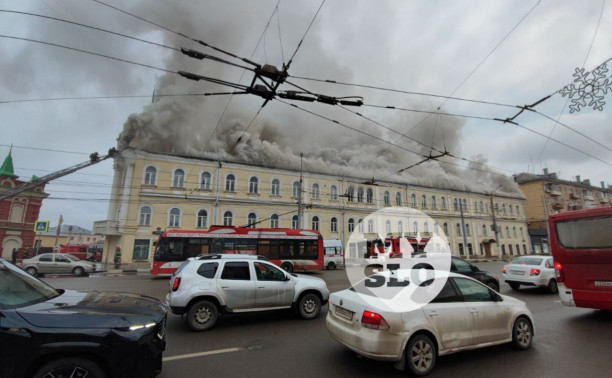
[34,220,49,233]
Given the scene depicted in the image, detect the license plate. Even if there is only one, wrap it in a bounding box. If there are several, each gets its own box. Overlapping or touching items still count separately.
[510,270,525,275]
[594,281,612,287]
[335,306,354,321]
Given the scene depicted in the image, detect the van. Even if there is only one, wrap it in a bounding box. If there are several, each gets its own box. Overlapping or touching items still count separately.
[323,239,344,270]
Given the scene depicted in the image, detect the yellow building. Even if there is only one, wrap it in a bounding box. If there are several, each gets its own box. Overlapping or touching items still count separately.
[94,148,531,268]
[515,170,611,252]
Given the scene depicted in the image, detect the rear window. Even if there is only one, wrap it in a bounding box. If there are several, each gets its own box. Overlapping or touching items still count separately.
[556,216,612,249]
[510,257,545,266]
[220,262,251,280]
[197,262,219,279]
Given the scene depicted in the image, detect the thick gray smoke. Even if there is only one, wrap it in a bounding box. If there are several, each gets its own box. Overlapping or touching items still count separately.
[118,0,522,198]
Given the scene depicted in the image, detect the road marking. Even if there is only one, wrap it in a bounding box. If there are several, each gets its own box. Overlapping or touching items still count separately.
[163,347,243,362]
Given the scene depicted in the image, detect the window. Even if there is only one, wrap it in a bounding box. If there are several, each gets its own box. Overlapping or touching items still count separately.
[144,166,157,185]
[411,193,417,207]
[441,197,447,210]
[453,258,473,273]
[197,209,208,228]
[367,188,373,203]
[201,172,212,190]
[454,198,459,211]
[458,243,464,255]
[513,227,517,238]
[482,224,487,236]
[168,207,181,227]
[443,222,449,235]
[247,212,257,228]
[311,216,320,231]
[358,219,364,233]
[465,224,470,236]
[330,185,338,201]
[368,219,374,233]
[357,187,364,202]
[197,262,219,279]
[271,179,280,195]
[225,174,236,192]
[516,205,520,216]
[139,206,152,226]
[270,214,279,228]
[223,211,233,226]
[421,194,427,208]
[509,204,514,215]
[173,169,185,188]
[331,217,338,232]
[384,191,390,205]
[520,227,524,239]
[431,280,462,303]
[347,186,355,202]
[413,221,418,234]
[249,177,259,194]
[385,220,391,234]
[456,223,462,236]
[312,183,320,199]
[292,215,298,229]
[454,278,494,302]
[431,196,437,210]
[503,204,507,215]
[506,226,510,238]
[292,181,300,197]
[501,245,506,255]
[479,201,484,213]
[398,221,403,234]
[221,262,250,280]
[424,222,429,233]
[133,239,150,260]
[348,218,355,232]
[254,262,286,281]
[396,192,402,206]
[434,222,439,234]
[509,244,514,255]
[462,199,467,212]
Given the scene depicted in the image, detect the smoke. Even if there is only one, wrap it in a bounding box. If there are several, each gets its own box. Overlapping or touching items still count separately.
[117,0,522,198]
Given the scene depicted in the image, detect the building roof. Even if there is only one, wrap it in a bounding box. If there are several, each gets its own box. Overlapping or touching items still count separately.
[0,152,17,178]
[514,171,611,193]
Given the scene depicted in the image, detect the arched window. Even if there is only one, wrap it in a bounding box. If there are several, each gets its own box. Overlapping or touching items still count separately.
[398,221,403,234]
[367,219,374,233]
[173,169,185,188]
[431,196,437,209]
[396,192,402,206]
[223,211,233,226]
[482,224,487,236]
[516,205,520,216]
[144,166,157,185]
[311,216,320,231]
[225,174,236,192]
[441,197,447,210]
[509,204,514,214]
[513,227,517,238]
[454,198,459,211]
[503,204,507,215]
[506,226,510,238]
[312,183,320,199]
[462,199,467,212]
[246,213,257,228]
[443,222,449,235]
[465,224,470,236]
[357,187,364,202]
[169,207,181,227]
[270,214,279,228]
[139,206,151,226]
[358,219,364,233]
[456,223,462,236]
[411,193,417,207]
[413,221,418,234]
[330,185,338,201]
[330,217,338,232]
[201,172,212,190]
[479,201,484,213]
[292,181,300,197]
[385,220,392,234]
[421,194,427,208]
[347,186,355,202]
[249,177,259,194]
[367,188,373,203]
[383,191,390,205]
[348,218,355,232]
[271,179,280,195]
[501,245,506,255]
[197,209,208,228]
[520,227,524,239]
[292,215,299,229]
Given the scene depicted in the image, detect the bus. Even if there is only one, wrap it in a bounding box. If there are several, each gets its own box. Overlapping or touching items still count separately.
[549,206,612,310]
[151,226,324,276]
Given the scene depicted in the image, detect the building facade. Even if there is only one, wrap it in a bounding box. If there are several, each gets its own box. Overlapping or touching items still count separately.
[0,151,48,260]
[37,225,102,250]
[515,169,611,252]
[95,148,531,268]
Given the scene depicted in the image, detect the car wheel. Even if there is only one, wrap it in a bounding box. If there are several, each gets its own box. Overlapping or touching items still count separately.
[512,316,533,350]
[509,282,520,290]
[187,300,219,331]
[548,279,558,294]
[32,357,106,378]
[280,262,294,273]
[297,293,321,320]
[405,334,437,377]
[327,262,336,270]
[486,281,499,292]
[25,267,38,276]
[73,266,85,277]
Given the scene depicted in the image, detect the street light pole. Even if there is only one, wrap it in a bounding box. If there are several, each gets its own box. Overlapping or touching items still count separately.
[489,184,503,259]
[459,200,469,257]
[297,153,303,228]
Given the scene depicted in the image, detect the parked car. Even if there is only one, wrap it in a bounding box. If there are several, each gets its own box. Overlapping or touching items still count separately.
[502,254,557,293]
[326,271,534,376]
[414,254,500,292]
[21,252,98,277]
[166,254,330,331]
[0,258,167,378]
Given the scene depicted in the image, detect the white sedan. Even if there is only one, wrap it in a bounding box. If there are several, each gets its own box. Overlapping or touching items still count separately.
[326,272,534,376]
[502,255,557,293]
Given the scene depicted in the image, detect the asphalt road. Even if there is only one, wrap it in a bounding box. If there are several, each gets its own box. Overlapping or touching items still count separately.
[42,260,612,378]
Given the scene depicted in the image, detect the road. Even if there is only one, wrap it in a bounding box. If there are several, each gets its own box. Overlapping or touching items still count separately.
[42,260,612,378]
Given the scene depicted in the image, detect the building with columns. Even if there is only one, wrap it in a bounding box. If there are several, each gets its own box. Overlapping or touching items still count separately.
[94,148,530,268]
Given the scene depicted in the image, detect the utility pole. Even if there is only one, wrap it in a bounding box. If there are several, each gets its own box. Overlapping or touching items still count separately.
[490,196,499,257]
[459,200,469,257]
[297,153,303,228]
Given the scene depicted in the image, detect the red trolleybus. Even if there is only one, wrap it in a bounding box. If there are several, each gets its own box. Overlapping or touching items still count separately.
[151,226,324,276]
[549,206,612,310]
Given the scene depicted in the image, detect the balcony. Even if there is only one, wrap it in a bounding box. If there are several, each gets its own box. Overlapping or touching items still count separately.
[570,193,579,200]
[93,220,122,236]
[597,193,609,203]
[583,192,594,201]
[546,184,562,196]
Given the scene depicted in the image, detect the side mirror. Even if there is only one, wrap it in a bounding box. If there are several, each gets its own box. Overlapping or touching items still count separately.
[472,265,480,272]
[284,275,291,281]
[494,292,503,302]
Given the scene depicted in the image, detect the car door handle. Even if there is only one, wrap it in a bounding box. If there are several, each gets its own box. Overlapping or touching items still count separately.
[469,309,478,314]
[257,286,265,289]
[427,311,438,317]
[220,286,229,289]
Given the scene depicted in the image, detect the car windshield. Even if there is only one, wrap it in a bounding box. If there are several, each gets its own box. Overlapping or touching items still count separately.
[510,256,544,266]
[0,260,61,309]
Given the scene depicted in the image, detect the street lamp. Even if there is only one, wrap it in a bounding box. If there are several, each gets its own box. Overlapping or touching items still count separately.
[489,184,504,259]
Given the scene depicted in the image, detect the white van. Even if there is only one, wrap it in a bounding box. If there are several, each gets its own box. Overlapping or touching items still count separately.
[323,240,344,270]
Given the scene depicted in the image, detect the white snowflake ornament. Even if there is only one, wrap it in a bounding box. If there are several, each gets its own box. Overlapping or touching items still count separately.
[559,63,612,113]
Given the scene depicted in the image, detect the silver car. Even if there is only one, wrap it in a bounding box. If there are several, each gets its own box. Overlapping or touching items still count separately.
[21,253,97,277]
[326,272,534,376]
[502,255,557,293]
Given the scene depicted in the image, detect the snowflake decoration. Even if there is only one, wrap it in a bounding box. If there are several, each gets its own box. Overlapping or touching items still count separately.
[559,63,612,113]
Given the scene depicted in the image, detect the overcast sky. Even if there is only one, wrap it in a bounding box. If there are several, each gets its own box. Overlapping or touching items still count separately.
[1,0,611,230]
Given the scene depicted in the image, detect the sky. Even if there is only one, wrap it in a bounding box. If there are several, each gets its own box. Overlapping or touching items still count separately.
[1,0,611,230]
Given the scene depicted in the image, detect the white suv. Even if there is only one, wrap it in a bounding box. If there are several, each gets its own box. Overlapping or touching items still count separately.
[166,254,330,331]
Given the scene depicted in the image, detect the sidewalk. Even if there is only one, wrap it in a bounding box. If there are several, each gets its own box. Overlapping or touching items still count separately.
[99,268,152,276]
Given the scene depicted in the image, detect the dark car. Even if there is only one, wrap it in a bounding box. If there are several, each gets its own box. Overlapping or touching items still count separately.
[0,259,167,378]
[414,254,501,291]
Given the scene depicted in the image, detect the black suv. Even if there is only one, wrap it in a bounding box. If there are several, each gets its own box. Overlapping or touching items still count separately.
[414,254,500,291]
[0,259,167,378]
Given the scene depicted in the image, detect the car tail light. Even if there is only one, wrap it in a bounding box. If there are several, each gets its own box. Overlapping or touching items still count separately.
[172,277,181,291]
[530,268,540,276]
[361,311,389,330]
[554,262,565,283]
[501,266,507,274]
